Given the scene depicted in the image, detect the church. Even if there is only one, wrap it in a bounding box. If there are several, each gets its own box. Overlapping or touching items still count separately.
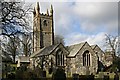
[30,2,109,76]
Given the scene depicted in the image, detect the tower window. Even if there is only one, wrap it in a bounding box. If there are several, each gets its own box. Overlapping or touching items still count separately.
[43,20,47,26]
[83,50,90,66]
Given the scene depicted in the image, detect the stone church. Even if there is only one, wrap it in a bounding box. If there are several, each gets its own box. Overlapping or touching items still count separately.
[30,2,108,76]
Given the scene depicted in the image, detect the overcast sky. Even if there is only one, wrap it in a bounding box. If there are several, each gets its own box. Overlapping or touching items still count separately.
[25,0,119,50]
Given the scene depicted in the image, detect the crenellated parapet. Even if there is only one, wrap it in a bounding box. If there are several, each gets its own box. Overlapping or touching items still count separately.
[33,2,53,17]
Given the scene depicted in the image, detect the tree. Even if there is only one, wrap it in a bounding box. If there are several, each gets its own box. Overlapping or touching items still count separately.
[0,0,32,33]
[2,34,20,63]
[105,34,120,72]
[21,32,32,56]
[1,32,32,62]
[105,34,118,58]
[0,0,32,62]
[0,0,33,40]
[54,35,65,45]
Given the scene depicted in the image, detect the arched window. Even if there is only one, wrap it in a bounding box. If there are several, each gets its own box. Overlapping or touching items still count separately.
[56,49,64,66]
[83,50,90,66]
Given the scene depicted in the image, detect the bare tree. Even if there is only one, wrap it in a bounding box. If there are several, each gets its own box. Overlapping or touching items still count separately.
[21,33,32,56]
[0,0,33,62]
[54,35,65,45]
[105,34,120,72]
[105,34,118,58]
[0,0,32,33]
[0,0,33,40]
[1,34,20,63]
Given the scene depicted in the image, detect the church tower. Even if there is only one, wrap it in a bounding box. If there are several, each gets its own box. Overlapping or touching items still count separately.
[33,2,54,53]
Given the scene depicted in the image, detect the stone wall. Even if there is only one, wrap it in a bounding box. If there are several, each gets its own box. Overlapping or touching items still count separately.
[68,43,98,75]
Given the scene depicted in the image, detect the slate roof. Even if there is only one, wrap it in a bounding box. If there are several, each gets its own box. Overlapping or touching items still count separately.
[67,42,86,57]
[30,48,45,58]
[30,44,60,58]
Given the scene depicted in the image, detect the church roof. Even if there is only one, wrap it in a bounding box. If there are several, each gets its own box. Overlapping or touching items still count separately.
[30,44,60,58]
[67,42,87,57]
[30,48,45,58]
[91,45,97,50]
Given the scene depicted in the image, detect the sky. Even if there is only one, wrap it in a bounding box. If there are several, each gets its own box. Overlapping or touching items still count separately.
[24,0,119,51]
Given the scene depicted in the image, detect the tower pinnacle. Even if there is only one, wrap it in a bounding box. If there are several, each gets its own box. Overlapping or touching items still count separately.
[50,4,53,16]
[47,9,49,15]
[35,2,40,14]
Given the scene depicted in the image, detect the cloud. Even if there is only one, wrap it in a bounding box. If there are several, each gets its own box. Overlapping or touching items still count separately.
[73,2,118,33]
[65,32,107,50]
[53,2,118,35]
[81,21,98,32]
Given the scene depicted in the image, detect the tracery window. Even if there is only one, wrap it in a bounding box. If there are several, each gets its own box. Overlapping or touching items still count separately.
[83,50,90,66]
[56,49,64,66]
